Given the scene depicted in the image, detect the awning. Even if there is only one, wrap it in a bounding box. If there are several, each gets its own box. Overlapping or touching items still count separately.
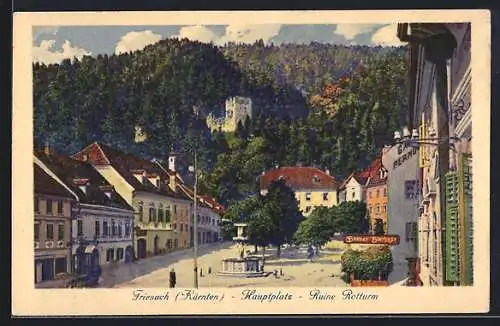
[84,245,97,254]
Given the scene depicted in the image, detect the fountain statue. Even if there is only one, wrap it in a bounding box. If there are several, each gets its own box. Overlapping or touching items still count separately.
[218,222,268,277]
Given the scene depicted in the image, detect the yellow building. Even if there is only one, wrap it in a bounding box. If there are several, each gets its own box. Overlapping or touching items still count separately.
[259,166,339,216]
[71,142,191,259]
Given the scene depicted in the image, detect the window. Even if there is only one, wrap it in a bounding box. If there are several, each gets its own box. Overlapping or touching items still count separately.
[111,220,116,236]
[165,208,171,222]
[95,221,100,237]
[34,223,40,241]
[323,192,329,201]
[46,224,54,240]
[376,190,380,198]
[103,221,108,236]
[376,205,380,214]
[55,258,67,274]
[369,191,372,198]
[125,223,130,237]
[77,220,83,236]
[46,199,53,214]
[305,206,312,214]
[34,197,39,213]
[149,207,155,222]
[106,248,115,262]
[305,193,311,201]
[405,222,418,242]
[174,239,178,248]
[383,188,387,197]
[180,224,184,232]
[352,192,355,200]
[404,180,418,199]
[167,239,173,249]
[57,200,63,214]
[383,205,387,213]
[138,204,144,221]
[116,248,124,261]
[369,206,372,215]
[158,207,164,222]
[313,175,320,183]
[118,223,122,237]
[174,205,177,214]
[58,224,65,241]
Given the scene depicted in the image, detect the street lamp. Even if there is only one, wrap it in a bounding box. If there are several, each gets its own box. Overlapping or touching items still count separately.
[393,125,460,151]
[188,152,199,289]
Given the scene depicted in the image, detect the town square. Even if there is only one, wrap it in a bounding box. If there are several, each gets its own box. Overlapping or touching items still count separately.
[31,21,473,290]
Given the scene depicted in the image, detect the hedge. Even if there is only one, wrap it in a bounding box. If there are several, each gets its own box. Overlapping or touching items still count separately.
[341,245,393,281]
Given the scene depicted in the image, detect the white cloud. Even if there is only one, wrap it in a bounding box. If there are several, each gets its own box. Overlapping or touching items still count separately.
[334,24,381,40]
[171,24,282,45]
[115,30,162,55]
[32,39,91,64]
[173,25,220,44]
[217,24,282,45]
[371,24,406,47]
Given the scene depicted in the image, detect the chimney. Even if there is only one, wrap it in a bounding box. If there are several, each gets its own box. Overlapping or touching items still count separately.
[169,173,177,192]
[325,169,330,175]
[168,150,176,172]
[142,171,147,184]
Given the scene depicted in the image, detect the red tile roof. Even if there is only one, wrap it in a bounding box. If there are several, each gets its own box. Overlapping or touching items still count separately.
[72,142,189,201]
[338,156,387,190]
[36,151,133,211]
[34,163,75,199]
[366,157,387,187]
[259,166,339,191]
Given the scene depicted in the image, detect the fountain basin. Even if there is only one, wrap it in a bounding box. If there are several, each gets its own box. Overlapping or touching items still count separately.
[217,256,269,278]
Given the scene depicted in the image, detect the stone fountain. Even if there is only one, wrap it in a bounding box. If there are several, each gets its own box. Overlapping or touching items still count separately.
[218,222,267,277]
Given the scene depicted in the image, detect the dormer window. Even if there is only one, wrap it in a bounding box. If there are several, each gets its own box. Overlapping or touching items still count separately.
[313,175,320,183]
[278,175,284,181]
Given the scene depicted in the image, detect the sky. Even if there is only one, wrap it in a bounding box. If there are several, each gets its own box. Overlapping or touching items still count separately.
[32,24,406,65]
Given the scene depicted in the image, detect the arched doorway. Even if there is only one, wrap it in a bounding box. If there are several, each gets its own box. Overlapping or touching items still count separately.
[154,235,159,255]
[137,238,147,259]
[125,245,134,263]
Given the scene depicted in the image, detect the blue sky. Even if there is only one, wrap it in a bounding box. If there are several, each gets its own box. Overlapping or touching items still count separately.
[32,24,405,64]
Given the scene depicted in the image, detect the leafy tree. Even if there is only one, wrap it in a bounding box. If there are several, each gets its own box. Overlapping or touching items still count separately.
[262,179,303,257]
[333,201,368,234]
[293,206,335,248]
[247,204,276,261]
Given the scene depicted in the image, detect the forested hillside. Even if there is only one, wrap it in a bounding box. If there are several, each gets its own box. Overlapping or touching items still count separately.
[33,38,409,205]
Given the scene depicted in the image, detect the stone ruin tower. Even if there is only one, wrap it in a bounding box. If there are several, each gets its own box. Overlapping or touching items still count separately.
[206,96,253,133]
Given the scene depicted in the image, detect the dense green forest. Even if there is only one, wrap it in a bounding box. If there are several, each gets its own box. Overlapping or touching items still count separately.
[33,38,409,206]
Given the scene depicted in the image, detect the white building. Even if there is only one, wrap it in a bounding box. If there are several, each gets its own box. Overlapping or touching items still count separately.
[382,142,420,285]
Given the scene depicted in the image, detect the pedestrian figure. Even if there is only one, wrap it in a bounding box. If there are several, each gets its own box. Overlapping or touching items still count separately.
[169,268,176,288]
[273,270,278,278]
[280,268,283,276]
[208,267,212,274]
[200,267,203,277]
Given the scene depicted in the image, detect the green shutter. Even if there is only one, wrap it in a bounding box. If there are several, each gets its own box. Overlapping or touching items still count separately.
[462,154,474,285]
[445,171,460,282]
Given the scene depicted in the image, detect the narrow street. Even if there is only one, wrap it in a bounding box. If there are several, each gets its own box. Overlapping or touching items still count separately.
[105,242,347,288]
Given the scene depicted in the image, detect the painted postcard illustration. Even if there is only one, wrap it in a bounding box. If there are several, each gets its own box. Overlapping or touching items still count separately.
[31,20,474,292]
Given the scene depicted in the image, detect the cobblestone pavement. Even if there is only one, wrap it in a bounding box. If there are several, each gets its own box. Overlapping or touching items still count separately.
[110,243,347,288]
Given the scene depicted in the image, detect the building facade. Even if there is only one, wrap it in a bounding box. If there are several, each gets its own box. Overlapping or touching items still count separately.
[259,166,339,216]
[397,23,473,286]
[206,96,253,132]
[36,151,135,276]
[382,142,420,286]
[71,142,187,259]
[365,157,389,235]
[34,158,77,288]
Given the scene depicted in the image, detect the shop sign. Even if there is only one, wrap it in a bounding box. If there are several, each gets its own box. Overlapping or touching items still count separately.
[392,143,418,170]
[343,234,400,245]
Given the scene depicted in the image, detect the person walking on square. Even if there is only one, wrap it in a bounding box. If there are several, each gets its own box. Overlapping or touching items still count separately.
[169,268,176,288]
